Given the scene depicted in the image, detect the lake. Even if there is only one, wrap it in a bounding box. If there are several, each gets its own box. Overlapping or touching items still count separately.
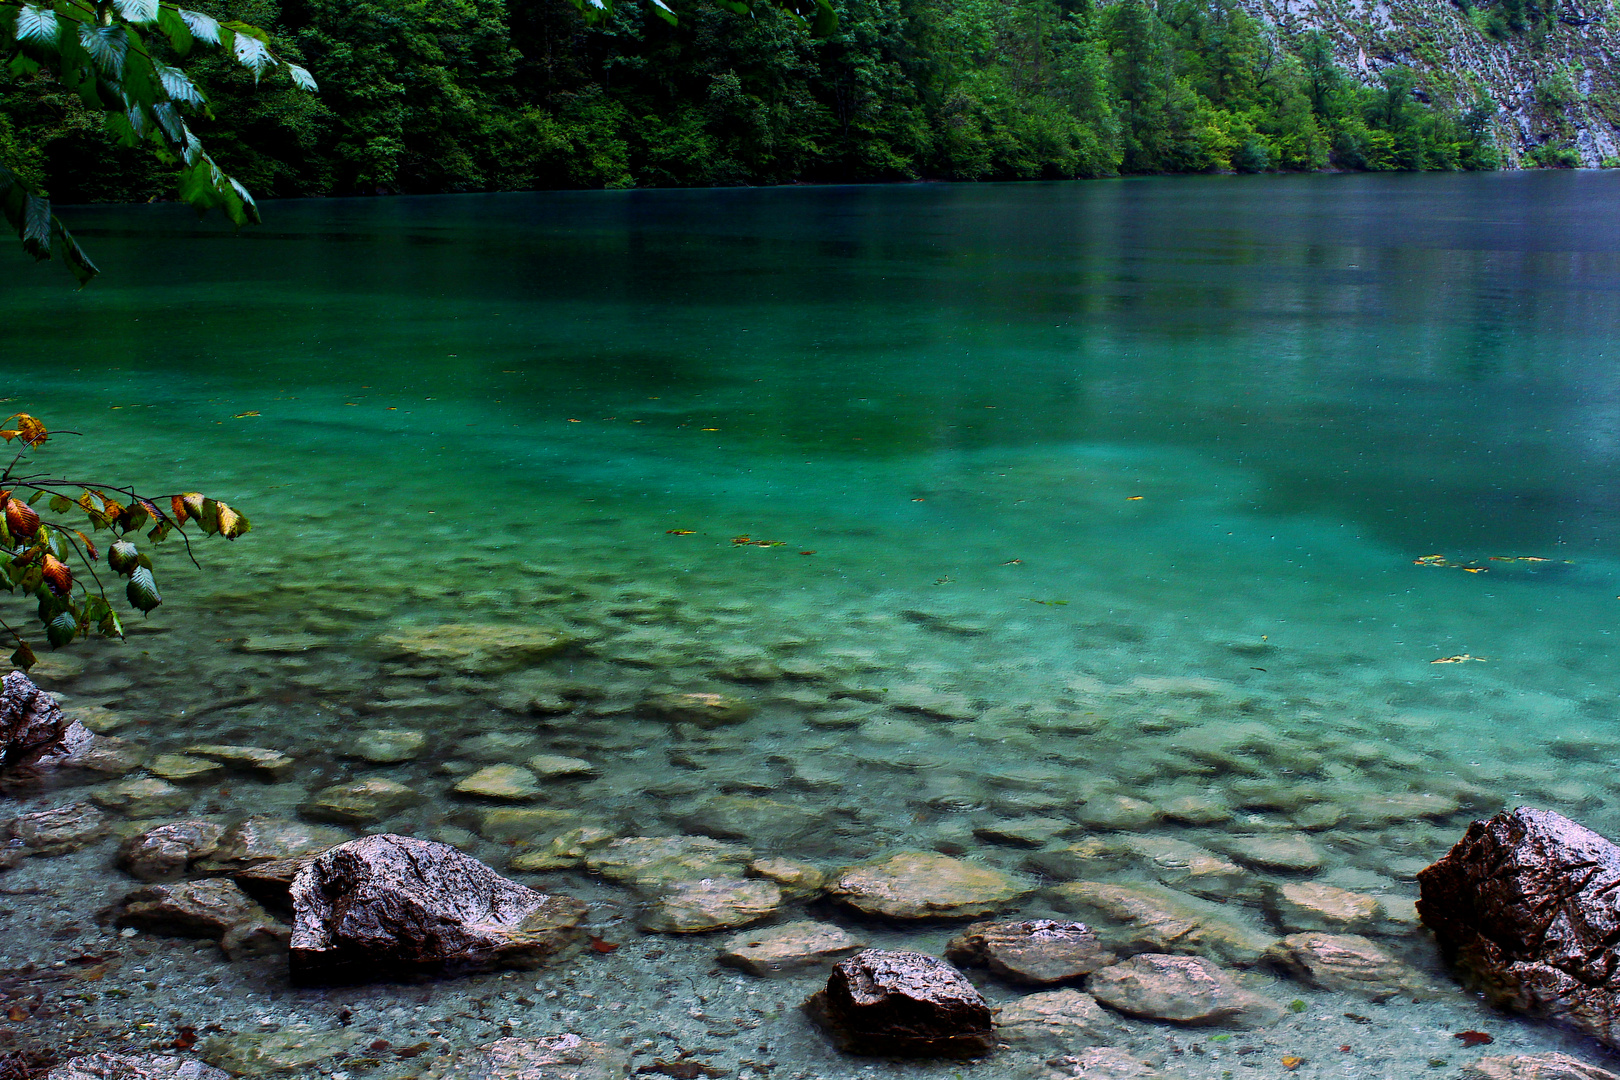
[1,173,1619,1077]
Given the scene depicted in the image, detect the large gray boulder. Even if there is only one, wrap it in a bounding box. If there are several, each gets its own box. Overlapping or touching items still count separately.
[1419,808,1620,1048]
[289,834,585,984]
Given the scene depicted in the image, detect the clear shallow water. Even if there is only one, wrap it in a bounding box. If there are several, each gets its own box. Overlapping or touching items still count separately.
[2,174,1620,1076]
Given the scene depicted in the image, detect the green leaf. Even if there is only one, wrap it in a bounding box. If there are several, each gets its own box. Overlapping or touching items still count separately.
[13,5,57,45]
[46,609,77,648]
[649,0,678,24]
[157,6,193,54]
[126,564,161,613]
[155,63,204,106]
[20,193,49,259]
[108,540,139,575]
[285,62,316,91]
[177,8,220,45]
[147,520,172,543]
[79,24,129,78]
[10,640,37,672]
[48,495,71,514]
[114,0,160,24]
[25,490,43,506]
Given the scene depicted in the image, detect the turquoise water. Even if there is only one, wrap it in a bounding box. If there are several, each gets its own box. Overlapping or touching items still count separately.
[3,173,1620,1076]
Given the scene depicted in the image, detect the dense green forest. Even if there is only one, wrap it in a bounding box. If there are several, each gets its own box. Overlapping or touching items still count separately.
[0,0,1499,204]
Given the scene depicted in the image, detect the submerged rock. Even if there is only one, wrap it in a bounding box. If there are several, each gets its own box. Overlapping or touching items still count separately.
[200,815,349,871]
[199,1025,361,1077]
[46,1053,231,1080]
[718,921,866,975]
[112,879,290,961]
[6,802,110,854]
[1218,833,1324,873]
[585,835,753,890]
[288,834,585,984]
[146,754,225,784]
[994,988,1120,1050]
[453,763,542,801]
[377,623,574,674]
[1268,881,1383,934]
[805,949,995,1057]
[1418,807,1620,1047]
[421,1035,628,1080]
[0,670,93,777]
[1049,881,1275,965]
[345,727,428,764]
[638,690,753,726]
[1462,1053,1620,1079]
[748,856,825,899]
[945,919,1114,985]
[1051,1047,1184,1080]
[299,778,421,825]
[1263,932,1428,998]
[181,744,296,781]
[640,877,782,933]
[1088,953,1284,1028]
[90,777,192,818]
[117,820,225,882]
[830,851,1034,919]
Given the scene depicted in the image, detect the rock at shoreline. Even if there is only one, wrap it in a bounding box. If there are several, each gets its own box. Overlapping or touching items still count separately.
[805,949,995,1057]
[1462,1053,1620,1079]
[718,921,866,975]
[117,821,225,882]
[830,851,1034,919]
[0,671,94,777]
[1418,807,1620,1047]
[1088,953,1284,1028]
[46,1053,231,1080]
[945,919,1114,985]
[288,834,585,984]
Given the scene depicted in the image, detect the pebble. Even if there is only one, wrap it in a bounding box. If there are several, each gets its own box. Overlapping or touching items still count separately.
[525,753,596,778]
[377,623,573,674]
[46,1054,231,1080]
[1076,794,1160,831]
[717,920,865,974]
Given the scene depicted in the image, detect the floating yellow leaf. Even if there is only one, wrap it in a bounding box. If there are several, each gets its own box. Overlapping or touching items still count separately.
[233,411,260,418]
[1281,1058,1303,1072]
[1432,654,1486,664]
[666,529,696,535]
[1126,495,1144,501]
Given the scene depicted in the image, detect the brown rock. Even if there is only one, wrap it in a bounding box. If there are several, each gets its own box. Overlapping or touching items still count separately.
[945,919,1114,985]
[288,833,585,984]
[1269,882,1383,934]
[1463,1053,1620,1079]
[1088,953,1284,1027]
[117,821,225,882]
[1263,932,1428,999]
[994,988,1120,1050]
[1418,807,1620,1046]
[805,949,995,1057]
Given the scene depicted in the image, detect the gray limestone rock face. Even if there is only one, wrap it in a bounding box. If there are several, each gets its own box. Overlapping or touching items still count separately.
[288,833,585,984]
[299,778,421,826]
[829,851,1034,919]
[112,878,289,960]
[1088,953,1285,1028]
[1462,1053,1620,1080]
[718,920,867,975]
[1263,932,1429,999]
[6,801,110,854]
[994,988,1121,1050]
[117,820,226,882]
[945,919,1115,985]
[639,876,782,933]
[1048,881,1276,966]
[45,1053,231,1080]
[422,1035,628,1080]
[585,835,753,890]
[805,949,995,1058]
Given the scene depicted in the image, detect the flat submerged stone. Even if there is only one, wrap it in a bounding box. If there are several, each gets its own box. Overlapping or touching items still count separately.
[830,851,1034,919]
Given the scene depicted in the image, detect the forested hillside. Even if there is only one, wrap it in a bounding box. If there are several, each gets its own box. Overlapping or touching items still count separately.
[0,0,1579,201]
